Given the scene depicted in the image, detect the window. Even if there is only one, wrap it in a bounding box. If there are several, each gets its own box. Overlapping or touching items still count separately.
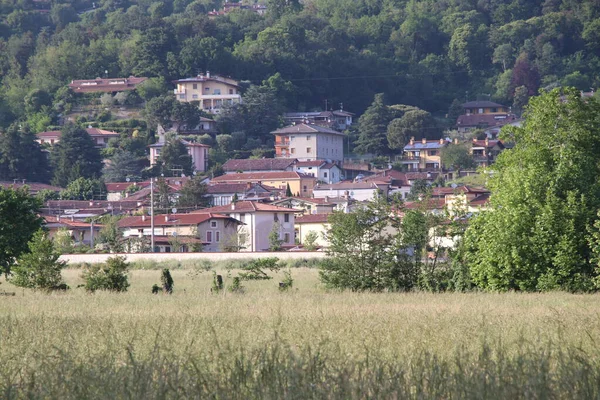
[216,231,220,242]
[491,107,497,112]
[307,147,312,153]
[165,246,171,253]
[192,94,198,99]
[303,185,307,192]
[306,135,311,140]
[284,233,290,243]
[284,213,289,223]
[205,87,210,91]
[193,84,197,89]
[478,108,484,114]
[206,231,212,242]
[429,150,437,156]
[179,94,185,99]
[274,213,278,221]
[239,213,246,223]
[324,172,328,178]
[291,148,296,154]
[210,221,217,228]
[213,89,221,95]
[229,89,234,94]
[290,135,295,140]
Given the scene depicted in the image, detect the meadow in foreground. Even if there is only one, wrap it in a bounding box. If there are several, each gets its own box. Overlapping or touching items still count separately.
[1,267,600,399]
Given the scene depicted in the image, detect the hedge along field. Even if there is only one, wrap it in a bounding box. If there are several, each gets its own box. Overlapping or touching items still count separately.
[2,268,600,399]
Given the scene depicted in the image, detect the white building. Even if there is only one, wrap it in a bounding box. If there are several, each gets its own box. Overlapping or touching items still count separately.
[199,201,299,251]
[272,123,345,163]
[294,160,342,184]
[172,72,241,114]
[313,182,390,202]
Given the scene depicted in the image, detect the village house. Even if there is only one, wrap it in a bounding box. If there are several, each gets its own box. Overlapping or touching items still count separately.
[68,76,148,94]
[118,212,242,252]
[468,138,505,168]
[271,197,338,215]
[149,133,210,173]
[312,181,390,202]
[206,182,281,206]
[173,72,241,114]
[0,181,62,196]
[295,213,331,249]
[37,127,120,148]
[198,201,299,251]
[294,160,342,184]
[456,101,518,134]
[222,158,297,174]
[363,169,412,199]
[210,171,316,197]
[399,138,449,171]
[44,215,102,247]
[272,123,345,163]
[283,109,354,131]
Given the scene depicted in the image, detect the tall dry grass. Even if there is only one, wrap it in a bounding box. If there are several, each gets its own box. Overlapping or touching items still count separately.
[1,268,600,398]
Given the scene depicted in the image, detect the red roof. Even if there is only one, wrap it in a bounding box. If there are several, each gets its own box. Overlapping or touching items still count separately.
[469,193,491,206]
[0,181,62,193]
[431,186,489,196]
[212,171,310,182]
[43,215,102,229]
[295,213,331,223]
[296,160,327,167]
[198,201,301,213]
[403,198,447,210]
[118,213,237,228]
[105,182,150,192]
[69,76,148,93]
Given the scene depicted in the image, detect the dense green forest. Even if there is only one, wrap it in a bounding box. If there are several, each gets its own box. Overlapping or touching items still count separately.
[1,0,599,123]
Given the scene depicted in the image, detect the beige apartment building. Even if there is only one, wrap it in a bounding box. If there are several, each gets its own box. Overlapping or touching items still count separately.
[272,123,344,163]
[172,72,241,114]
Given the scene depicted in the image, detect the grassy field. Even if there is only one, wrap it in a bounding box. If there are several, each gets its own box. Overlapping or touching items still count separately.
[2,267,600,399]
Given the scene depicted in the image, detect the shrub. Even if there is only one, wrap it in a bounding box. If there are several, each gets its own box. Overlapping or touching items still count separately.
[82,256,130,292]
[10,230,67,292]
[238,258,280,280]
[279,269,293,291]
[161,269,174,294]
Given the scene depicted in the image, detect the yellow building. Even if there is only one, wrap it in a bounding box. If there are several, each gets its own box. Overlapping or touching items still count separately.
[211,171,317,197]
[295,213,331,249]
[173,72,241,114]
[399,137,449,171]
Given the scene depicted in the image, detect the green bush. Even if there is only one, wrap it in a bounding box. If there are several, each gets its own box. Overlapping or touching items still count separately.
[82,256,130,292]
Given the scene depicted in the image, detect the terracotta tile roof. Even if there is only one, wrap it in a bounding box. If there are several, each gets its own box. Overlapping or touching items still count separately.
[314,182,387,190]
[431,186,489,196]
[105,182,150,192]
[462,101,506,108]
[403,198,447,210]
[198,201,301,213]
[271,123,345,136]
[295,160,326,167]
[405,172,440,181]
[457,113,518,128]
[223,158,297,172]
[207,183,275,194]
[295,213,331,224]
[469,193,491,206]
[118,213,237,228]
[43,215,102,229]
[69,76,148,93]
[0,181,62,193]
[212,171,309,182]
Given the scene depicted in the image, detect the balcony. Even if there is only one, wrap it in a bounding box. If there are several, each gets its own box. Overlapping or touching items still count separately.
[395,155,421,163]
[275,140,290,147]
[174,88,186,95]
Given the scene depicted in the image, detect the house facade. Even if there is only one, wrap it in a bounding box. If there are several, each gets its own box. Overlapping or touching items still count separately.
[173,72,241,114]
[272,123,345,163]
[283,109,354,131]
[295,213,331,249]
[149,134,210,173]
[44,215,102,247]
[294,160,342,184]
[37,127,120,148]
[456,101,518,134]
[199,201,298,251]
[469,138,505,168]
[210,171,316,197]
[313,181,390,202]
[399,138,449,171]
[118,213,242,252]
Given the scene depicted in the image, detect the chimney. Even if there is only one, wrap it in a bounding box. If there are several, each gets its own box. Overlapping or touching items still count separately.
[472,137,477,143]
[485,137,489,146]
[231,202,236,210]
[142,215,146,221]
[247,182,252,190]
[409,137,415,145]
[421,138,427,144]
[206,71,210,78]
[439,138,445,145]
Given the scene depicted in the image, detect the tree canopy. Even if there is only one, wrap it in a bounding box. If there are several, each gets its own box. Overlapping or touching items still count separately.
[462,88,600,292]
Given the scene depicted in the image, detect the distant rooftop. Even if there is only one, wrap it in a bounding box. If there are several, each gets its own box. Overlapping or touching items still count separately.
[271,123,345,136]
[69,76,147,93]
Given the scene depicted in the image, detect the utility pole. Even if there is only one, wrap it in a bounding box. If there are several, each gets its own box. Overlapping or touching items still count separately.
[150,178,155,252]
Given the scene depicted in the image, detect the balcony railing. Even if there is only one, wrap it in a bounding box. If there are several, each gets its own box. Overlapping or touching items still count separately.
[275,140,290,146]
[395,155,421,162]
[174,88,185,95]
